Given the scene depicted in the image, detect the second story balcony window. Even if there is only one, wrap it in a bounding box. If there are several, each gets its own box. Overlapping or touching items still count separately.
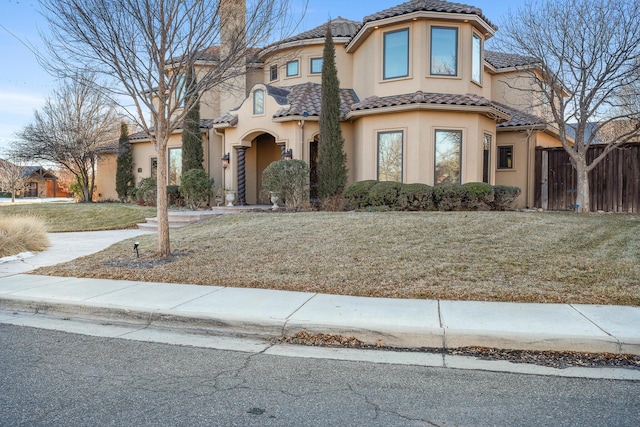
[253,89,264,115]
[472,33,482,84]
[310,57,323,74]
[383,28,409,80]
[431,27,458,76]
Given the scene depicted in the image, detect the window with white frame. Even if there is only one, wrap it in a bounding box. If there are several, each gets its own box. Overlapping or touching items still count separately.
[430,27,458,76]
[377,131,403,182]
[434,130,462,184]
[472,33,482,84]
[253,89,264,115]
[286,60,299,77]
[383,28,409,80]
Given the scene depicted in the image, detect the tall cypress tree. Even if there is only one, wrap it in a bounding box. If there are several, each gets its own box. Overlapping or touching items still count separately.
[317,21,348,201]
[181,69,204,172]
[115,121,135,201]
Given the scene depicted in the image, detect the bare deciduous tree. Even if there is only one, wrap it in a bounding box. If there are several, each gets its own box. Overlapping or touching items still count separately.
[39,0,301,257]
[0,157,29,202]
[13,75,119,202]
[497,0,640,213]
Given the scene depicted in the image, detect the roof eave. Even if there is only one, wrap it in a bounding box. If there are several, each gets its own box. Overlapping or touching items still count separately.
[259,37,351,59]
[272,115,320,123]
[346,103,510,121]
[346,11,496,53]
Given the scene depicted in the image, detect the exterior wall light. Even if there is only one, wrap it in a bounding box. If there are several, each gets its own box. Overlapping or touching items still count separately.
[221,153,230,168]
[284,148,293,160]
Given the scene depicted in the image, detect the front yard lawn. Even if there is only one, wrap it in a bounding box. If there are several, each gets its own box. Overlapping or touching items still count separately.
[32,211,640,306]
[0,203,156,232]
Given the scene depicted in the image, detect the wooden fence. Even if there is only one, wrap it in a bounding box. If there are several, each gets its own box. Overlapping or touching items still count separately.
[534,143,640,213]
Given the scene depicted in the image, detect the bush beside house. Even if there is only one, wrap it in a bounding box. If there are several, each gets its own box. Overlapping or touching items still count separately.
[344,180,520,211]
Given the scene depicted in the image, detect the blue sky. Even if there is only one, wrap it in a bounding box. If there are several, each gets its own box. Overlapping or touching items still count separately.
[0,0,526,153]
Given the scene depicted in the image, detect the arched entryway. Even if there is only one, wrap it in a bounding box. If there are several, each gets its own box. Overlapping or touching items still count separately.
[243,132,281,204]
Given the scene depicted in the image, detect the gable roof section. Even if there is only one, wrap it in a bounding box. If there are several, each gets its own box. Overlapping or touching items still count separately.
[129,119,215,141]
[362,0,495,28]
[349,91,510,121]
[494,102,546,129]
[259,17,360,58]
[348,0,496,51]
[273,82,359,120]
[484,50,539,72]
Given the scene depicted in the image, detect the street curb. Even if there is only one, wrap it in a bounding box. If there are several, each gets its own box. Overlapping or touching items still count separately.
[2,296,639,355]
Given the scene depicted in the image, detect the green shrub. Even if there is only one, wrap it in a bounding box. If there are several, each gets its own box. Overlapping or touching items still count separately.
[262,159,310,210]
[179,169,213,209]
[135,177,157,206]
[343,180,378,209]
[433,184,466,211]
[166,185,183,207]
[398,183,435,211]
[462,182,494,210]
[368,181,402,208]
[492,185,521,210]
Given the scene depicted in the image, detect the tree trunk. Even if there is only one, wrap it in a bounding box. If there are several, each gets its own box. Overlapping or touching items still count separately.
[575,162,590,213]
[156,140,171,257]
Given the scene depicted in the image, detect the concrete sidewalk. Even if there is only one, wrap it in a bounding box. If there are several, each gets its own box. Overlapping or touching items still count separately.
[0,273,638,355]
[0,229,638,356]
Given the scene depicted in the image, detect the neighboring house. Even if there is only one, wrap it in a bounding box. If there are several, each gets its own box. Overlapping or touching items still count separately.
[0,162,61,198]
[121,0,564,208]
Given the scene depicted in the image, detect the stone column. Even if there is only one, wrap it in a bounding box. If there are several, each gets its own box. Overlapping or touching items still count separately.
[235,146,247,205]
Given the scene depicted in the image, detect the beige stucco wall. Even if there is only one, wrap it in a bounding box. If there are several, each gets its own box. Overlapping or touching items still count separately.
[352,110,496,185]
[350,20,491,101]
[495,130,534,208]
[95,152,118,201]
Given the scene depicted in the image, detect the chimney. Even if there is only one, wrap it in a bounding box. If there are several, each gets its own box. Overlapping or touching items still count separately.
[219,0,247,114]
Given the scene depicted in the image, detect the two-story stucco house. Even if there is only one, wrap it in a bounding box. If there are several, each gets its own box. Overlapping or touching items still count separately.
[97,0,562,208]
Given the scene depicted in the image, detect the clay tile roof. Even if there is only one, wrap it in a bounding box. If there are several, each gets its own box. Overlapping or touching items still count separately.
[129,119,214,140]
[352,91,510,116]
[277,17,361,45]
[484,50,539,69]
[494,103,547,129]
[363,0,496,30]
[273,82,360,120]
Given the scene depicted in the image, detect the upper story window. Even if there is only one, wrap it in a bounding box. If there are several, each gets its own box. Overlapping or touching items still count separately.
[310,57,323,74]
[472,33,482,84]
[430,27,458,76]
[253,89,264,115]
[377,130,404,182]
[269,65,278,81]
[286,60,299,77]
[383,29,409,80]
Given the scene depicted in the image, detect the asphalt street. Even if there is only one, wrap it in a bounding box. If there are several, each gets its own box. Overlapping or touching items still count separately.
[1,323,639,427]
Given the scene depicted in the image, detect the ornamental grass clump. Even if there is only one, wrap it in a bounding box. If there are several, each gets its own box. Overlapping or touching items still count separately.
[0,215,49,257]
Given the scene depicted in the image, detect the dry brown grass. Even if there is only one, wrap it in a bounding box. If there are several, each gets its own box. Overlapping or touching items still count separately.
[0,215,49,257]
[0,203,156,232]
[32,211,640,305]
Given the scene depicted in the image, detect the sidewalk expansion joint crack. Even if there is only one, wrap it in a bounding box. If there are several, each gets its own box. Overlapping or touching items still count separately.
[569,304,622,351]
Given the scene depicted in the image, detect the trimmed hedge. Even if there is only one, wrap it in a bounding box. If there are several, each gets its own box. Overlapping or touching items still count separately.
[491,185,521,210]
[368,181,402,208]
[343,180,521,211]
[462,182,494,210]
[343,180,378,208]
[397,183,435,211]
